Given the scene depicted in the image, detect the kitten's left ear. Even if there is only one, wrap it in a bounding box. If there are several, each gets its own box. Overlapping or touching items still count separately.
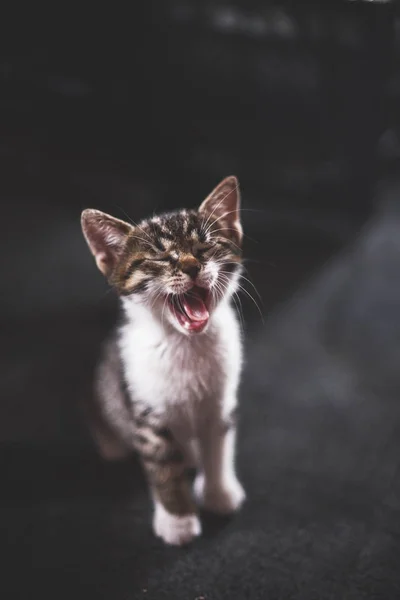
[198,176,242,244]
[81,209,133,277]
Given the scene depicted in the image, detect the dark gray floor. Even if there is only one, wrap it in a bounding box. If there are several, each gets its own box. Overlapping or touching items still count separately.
[3,131,400,598]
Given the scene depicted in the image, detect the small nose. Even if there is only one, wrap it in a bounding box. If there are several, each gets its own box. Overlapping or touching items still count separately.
[179,256,201,280]
[184,263,201,279]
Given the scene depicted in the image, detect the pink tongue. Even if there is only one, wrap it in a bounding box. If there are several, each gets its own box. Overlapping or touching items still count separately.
[182,294,209,322]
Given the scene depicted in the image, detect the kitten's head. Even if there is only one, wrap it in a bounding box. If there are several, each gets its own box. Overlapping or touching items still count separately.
[81,176,243,335]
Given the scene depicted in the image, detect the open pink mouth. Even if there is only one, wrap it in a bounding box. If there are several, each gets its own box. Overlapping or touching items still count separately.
[168,286,210,333]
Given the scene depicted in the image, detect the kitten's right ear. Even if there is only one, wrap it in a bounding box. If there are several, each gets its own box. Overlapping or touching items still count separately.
[81,209,133,276]
[199,176,242,244]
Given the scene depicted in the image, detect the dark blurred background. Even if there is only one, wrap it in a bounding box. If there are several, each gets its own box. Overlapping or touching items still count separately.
[3,1,400,598]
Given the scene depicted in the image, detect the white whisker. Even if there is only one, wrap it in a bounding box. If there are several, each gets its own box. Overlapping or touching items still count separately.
[202,207,237,232]
[149,288,164,311]
[161,294,169,329]
[115,205,155,245]
[218,271,264,325]
[215,276,245,334]
[212,259,262,303]
[129,234,156,248]
[237,274,263,302]
[232,291,245,334]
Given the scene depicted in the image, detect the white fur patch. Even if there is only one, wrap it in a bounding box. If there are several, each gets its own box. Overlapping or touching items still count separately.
[194,472,246,514]
[153,502,201,546]
[119,298,242,444]
[117,258,245,542]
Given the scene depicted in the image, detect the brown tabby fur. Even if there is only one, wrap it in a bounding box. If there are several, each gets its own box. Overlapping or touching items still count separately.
[81,176,242,522]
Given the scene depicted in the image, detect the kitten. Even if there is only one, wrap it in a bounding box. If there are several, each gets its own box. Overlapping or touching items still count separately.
[81,176,246,545]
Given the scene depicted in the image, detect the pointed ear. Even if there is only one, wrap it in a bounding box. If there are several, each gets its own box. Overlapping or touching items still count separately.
[198,176,242,244]
[81,209,133,276]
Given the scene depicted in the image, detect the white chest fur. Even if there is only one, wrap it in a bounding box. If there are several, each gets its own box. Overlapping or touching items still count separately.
[118,300,242,437]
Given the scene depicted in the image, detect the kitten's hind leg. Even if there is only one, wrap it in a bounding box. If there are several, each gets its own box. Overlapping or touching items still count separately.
[84,338,135,462]
[185,439,200,469]
[88,414,133,461]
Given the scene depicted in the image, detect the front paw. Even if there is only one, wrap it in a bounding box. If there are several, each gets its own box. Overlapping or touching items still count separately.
[194,473,246,515]
[153,502,201,546]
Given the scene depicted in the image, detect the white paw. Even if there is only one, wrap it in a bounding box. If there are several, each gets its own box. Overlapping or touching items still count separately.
[194,473,246,515]
[153,502,201,546]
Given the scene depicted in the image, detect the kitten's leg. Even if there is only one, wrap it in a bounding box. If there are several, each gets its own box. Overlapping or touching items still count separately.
[185,439,200,469]
[135,426,201,545]
[85,339,134,461]
[89,416,133,461]
[194,406,246,514]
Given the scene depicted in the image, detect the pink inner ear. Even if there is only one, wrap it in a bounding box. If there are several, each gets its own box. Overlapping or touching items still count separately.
[97,251,108,264]
[198,177,242,243]
[95,251,110,274]
[199,177,240,220]
[82,209,134,277]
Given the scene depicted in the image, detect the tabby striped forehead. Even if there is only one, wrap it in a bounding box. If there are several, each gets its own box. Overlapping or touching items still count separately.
[112,208,241,295]
[144,210,205,249]
[113,210,200,292]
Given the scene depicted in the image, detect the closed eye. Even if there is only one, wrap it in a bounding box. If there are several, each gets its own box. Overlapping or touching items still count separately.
[193,243,214,257]
[150,254,175,263]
